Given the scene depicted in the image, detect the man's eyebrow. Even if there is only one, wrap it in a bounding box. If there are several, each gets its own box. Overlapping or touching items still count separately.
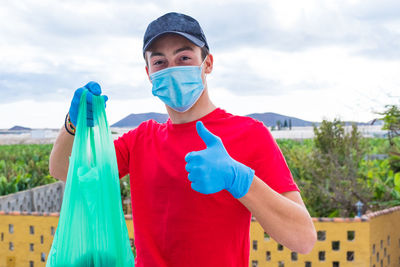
[174,46,194,55]
[149,52,165,58]
[149,46,194,59]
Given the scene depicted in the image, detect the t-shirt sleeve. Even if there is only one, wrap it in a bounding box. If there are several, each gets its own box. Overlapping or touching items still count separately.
[247,121,299,194]
[114,129,137,179]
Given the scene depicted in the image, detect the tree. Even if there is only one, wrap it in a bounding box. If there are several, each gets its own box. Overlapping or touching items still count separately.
[280,116,400,217]
[303,119,371,217]
[381,104,400,144]
[380,104,400,172]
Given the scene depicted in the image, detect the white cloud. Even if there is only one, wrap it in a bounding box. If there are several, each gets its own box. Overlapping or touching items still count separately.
[0,0,399,128]
[0,100,69,129]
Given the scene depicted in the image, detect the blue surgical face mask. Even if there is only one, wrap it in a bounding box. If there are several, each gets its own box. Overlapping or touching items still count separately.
[150,59,206,112]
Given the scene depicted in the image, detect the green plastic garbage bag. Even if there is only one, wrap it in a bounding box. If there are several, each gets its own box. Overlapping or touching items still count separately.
[46,91,135,267]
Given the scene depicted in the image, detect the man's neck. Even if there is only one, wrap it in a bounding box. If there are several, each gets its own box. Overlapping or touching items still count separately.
[167,89,216,124]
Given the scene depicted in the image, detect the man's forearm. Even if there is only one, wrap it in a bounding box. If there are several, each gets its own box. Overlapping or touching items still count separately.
[238,176,316,254]
[49,126,74,182]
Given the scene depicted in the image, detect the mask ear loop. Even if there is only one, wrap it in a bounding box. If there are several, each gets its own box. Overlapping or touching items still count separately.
[200,55,208,77]
[200,55,208,69]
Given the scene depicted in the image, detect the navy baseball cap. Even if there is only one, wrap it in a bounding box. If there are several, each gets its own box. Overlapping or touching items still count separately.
[143,12,209,57]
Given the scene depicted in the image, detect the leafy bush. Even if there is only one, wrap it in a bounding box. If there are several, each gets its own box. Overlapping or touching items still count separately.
[379,104,400,172]
[0,144,56,195]
[280,123,400,217]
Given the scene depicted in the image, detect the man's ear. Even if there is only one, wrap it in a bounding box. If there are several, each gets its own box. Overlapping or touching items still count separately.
[205,54,214,74]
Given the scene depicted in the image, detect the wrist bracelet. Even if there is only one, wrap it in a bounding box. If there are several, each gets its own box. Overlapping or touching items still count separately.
[65,113,76,136]
[68,115,76,131]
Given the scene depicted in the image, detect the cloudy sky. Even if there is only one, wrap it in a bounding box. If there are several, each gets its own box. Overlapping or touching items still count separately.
[1,0,399,129]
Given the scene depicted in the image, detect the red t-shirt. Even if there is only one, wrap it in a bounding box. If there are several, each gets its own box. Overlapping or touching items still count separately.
[114,108,299,267]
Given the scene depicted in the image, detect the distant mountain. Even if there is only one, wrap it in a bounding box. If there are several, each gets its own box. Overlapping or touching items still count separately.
[111,112,168,127]
[9,125,31,131]
[366,119,384,126]
[342,121,370,126]
[247,112,316,127]
[111,112,316,128]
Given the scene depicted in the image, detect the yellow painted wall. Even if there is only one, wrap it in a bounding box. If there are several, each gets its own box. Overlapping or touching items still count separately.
[0,213,58,267]
[250,219,370,266]
[249,207,400,267]
[0,212,134,267]
[1,207,400,267]
[368,209,400,267]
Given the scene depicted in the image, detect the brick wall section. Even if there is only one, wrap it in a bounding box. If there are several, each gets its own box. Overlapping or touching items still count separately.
[0,182,64,213]
[1,182,400,267]
[0,211,134,267]
[249,206,400,267]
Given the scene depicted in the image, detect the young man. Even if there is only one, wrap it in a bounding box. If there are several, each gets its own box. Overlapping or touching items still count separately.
[50,12,316,267]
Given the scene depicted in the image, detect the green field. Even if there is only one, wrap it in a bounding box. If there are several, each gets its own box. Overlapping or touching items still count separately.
[0,137,399,217]
[0,144,55,195]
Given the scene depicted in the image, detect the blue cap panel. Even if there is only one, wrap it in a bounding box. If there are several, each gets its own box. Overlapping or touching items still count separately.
[143,12,209,56]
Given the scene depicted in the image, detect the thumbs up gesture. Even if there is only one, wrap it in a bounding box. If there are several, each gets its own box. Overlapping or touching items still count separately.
[185,121,255,199]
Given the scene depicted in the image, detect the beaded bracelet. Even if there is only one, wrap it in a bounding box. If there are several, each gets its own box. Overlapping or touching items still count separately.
[64,113,76,136]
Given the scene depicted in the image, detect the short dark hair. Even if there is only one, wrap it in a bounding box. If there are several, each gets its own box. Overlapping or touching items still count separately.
[201,46,209,61]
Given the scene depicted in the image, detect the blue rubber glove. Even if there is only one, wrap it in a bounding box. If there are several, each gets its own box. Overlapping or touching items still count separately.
[68,81,108,127]
[185,121,255,198]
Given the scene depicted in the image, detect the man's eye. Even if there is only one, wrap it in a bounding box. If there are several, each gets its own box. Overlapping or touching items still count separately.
[153,60,164,65]
[181,56,190,61]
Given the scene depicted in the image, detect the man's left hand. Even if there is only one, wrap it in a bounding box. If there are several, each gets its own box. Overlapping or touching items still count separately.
[185,121,255,198]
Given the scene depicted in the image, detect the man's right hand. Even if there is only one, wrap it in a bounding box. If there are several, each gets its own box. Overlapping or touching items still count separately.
[68,81,108,127]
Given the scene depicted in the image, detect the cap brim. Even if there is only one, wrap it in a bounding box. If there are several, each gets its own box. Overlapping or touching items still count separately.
[143,31,205,55]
